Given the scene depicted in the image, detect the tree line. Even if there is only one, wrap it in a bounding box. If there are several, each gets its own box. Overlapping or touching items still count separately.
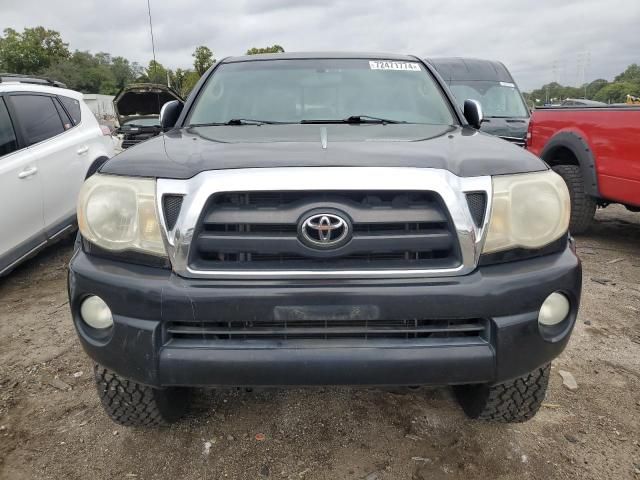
[523,64,640,106]
[5,26,636,105]
[0,26,284,97]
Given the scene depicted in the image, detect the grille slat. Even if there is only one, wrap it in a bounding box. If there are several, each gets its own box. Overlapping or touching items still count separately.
[167,324,486,336]
[204,202,447,225]
[166,318,488,341]
[196,231,453,255]
[190,191,460,271]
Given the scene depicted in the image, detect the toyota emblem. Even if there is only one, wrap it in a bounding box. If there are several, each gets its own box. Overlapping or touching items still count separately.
[299,212,351,249]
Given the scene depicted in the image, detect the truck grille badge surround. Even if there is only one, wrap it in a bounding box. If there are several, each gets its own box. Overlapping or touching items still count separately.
[155,167,493,279]
[299,212,351,249]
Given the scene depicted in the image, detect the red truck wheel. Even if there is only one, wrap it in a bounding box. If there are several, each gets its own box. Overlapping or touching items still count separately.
[552,165,596,234]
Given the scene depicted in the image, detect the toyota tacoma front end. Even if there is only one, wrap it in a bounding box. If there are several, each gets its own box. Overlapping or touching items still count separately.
[68,53,581,426]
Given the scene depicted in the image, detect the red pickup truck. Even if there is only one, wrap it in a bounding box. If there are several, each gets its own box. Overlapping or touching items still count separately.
[527,106,640,233]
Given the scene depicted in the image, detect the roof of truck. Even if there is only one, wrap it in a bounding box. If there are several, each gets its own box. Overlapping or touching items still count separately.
[426,57,514,83]
[223,52,419,63]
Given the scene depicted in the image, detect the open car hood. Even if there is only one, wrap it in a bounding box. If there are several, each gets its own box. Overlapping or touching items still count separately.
[113,83,183,126]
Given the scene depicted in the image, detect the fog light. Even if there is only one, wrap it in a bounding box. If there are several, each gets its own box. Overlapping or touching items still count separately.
[538,292,570,326]
[80,295,113,329]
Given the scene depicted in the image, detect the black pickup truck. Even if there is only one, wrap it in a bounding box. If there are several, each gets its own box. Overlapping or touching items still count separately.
[69,53,581,427]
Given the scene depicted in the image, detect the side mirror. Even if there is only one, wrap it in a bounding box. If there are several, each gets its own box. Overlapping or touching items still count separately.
[160,100,184,131]
[463,99,483,129]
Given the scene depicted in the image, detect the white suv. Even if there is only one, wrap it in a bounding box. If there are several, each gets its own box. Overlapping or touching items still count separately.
[0,77,115,275]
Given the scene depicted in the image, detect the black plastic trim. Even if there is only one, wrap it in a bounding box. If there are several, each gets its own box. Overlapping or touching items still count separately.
[478,235,568,266]
[540,131,600,198]
[81,238,170,269]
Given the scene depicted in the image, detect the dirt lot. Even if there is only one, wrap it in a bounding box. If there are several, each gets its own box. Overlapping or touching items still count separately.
[1,205,639,480]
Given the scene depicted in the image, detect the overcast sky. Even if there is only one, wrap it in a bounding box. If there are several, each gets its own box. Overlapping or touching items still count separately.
[1,0,638,90]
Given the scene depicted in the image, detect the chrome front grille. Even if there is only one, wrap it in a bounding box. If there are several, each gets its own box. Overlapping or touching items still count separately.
[189,191,460,271]
[156,167,492,279]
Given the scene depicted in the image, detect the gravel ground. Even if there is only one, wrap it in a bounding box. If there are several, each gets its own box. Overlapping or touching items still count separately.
[1,205,639,480]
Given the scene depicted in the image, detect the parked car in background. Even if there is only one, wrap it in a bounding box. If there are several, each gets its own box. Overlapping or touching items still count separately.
[426,57,530,146]
[0,75,114,275]
[113,83,182,149]
[527,105,640,232]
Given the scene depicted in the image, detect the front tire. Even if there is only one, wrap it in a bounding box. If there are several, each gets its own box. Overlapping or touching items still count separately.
[94,365,190,427]
[454,364,550,422]
[552,164,596,234]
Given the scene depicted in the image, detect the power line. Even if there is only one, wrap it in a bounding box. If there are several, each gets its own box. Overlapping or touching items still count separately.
[147,0,157,68]
[147,0,161,109]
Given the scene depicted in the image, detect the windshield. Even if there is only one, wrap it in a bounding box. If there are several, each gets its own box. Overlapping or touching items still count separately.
[188,59,456,125]
[122,117,160,127]
[448,80,529,118]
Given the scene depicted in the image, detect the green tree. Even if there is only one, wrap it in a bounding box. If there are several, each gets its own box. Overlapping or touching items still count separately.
[192,46,215,76]
[42,50,142,94]
[0,26,70,74]
[614,64,640,83]
[110,56,141,90]
[525,63,640,106]
[594,82,640,103]
[141,59,169,85]
[246,44,285,55]
[585,78,608,98]
[171,68,200,97]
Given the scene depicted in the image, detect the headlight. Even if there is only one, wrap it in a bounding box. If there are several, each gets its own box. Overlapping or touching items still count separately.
[483,170,570,254]
[77,174,166,256]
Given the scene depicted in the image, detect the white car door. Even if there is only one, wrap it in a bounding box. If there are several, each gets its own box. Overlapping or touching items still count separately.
[8,93,80,235]
[0,95,45,273]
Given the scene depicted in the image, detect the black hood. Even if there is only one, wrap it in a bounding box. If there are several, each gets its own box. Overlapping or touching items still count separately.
[100,123,547,179]
[113,83,182,125]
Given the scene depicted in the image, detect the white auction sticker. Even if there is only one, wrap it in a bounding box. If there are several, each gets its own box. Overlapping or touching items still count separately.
[369,60,421,72]
[500,81,516,88]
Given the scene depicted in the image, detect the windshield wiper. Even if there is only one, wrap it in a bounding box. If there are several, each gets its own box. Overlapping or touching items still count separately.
[301,115,406,125]
[190,118,288,127]
[345,115,406,124]
[226,118,287,125]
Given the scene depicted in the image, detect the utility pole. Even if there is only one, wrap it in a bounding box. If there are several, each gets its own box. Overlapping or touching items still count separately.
[577,50,591,98]
[147,0,157,79]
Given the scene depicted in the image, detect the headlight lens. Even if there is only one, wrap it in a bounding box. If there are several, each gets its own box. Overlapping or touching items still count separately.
[78,174,166,256]
[483,170,570,254]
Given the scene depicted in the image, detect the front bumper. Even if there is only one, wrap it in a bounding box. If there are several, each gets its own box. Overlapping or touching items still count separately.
[68,244,581,388]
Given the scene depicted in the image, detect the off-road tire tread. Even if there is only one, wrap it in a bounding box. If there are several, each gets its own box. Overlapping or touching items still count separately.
[552,164,596,234]
[455,364,550,423]
[94,365,186,427]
